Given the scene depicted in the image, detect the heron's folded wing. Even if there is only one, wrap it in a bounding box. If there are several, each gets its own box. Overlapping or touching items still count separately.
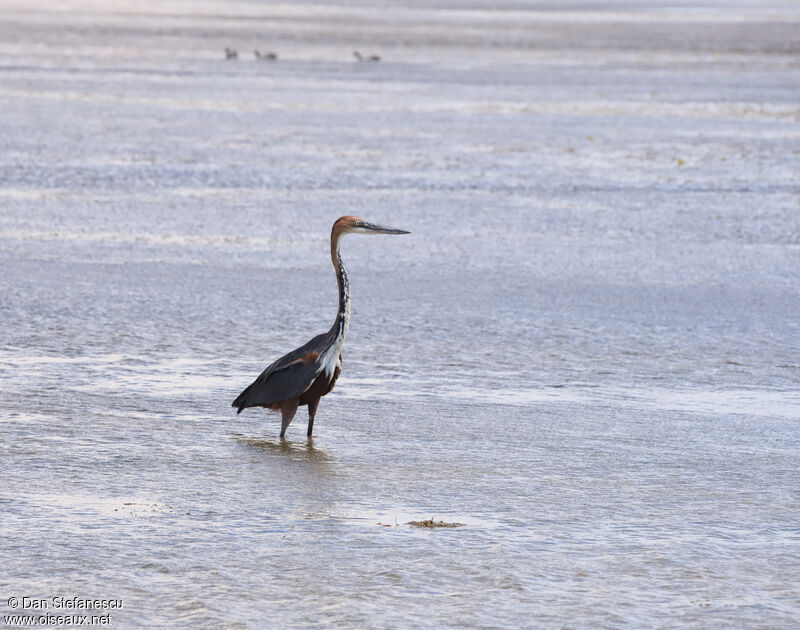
[232,351,324,411]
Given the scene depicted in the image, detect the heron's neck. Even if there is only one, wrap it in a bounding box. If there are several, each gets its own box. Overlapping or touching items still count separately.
[330,237,350,340]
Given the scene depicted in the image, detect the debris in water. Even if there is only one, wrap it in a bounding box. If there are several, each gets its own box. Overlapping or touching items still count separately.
[407,518,464,529]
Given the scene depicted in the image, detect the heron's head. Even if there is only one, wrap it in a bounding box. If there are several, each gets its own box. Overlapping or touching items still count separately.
[333,215,410,237]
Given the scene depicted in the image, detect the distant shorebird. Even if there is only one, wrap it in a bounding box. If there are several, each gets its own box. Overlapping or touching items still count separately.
[224,47,238,60]
[353,51,381,62]
[254,50,278,61]
[232,216,409,438]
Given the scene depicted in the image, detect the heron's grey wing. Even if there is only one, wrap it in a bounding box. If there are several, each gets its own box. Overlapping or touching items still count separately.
[232,332,331,413]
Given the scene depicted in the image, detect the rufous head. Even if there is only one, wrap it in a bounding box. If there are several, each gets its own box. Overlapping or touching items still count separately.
[332,216,410,237]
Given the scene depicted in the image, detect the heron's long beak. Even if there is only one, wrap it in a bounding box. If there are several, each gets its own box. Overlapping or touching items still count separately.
[362,222,410,235]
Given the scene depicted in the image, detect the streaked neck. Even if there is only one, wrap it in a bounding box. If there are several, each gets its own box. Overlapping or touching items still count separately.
[330,236,350,339]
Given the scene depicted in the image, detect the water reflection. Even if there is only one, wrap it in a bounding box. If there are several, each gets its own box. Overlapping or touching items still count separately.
[233,433,333,464]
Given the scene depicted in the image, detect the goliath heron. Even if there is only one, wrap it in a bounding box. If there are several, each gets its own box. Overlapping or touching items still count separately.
[232,216,409,437]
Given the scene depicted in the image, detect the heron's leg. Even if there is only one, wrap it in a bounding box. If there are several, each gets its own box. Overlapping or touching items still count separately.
[307,397,320,437]
[279,398,299,438]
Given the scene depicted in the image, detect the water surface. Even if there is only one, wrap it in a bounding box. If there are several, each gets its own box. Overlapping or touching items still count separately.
[1,1,799,627]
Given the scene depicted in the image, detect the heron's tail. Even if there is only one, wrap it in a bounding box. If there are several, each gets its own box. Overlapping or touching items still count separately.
[232,388,249,414]
[232,381,273,414]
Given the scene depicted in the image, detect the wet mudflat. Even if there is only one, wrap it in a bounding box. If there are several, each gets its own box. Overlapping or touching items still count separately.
[1,1,799,627]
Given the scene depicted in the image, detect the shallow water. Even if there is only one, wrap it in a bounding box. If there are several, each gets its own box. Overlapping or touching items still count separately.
[2,1,799,628]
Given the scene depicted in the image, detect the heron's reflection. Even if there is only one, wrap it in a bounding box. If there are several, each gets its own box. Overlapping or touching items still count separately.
[234,434,332,465]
